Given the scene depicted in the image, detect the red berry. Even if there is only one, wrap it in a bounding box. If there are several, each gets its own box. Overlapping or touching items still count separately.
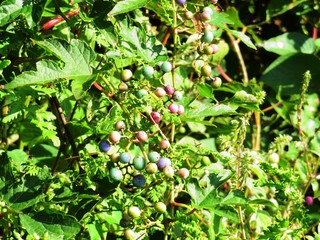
[165,84,175,95]
[136,131,148,142]
[305,196,314,206]
[168,103,179,113]
[150,111,161,124]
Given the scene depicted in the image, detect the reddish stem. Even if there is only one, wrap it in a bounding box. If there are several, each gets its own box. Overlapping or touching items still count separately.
[42,9,79,31]
[312,27,318,40]
[217,64,233,82]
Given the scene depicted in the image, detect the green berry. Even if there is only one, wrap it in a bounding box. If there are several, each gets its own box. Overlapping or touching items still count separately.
[211,77,222,88]
[155,202,167,213]
[128,206,141,219]
[121,69,133,81]
[146,163,158,174]
[124,229,136,240]
[109,167,123,181]
[119,152,131,164]
[201,31,214,43]
[143,65,155,79]
[137,89,148,98]
[201,65,212,77]
[161,61,172,73]
[173,91,183,102]
[133,156,146,170]
[148,151,160,163]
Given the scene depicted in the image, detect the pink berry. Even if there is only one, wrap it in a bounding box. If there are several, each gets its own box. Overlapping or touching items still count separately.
[160,139,170,150]
[178,168,189,179]
[168,103,179,114]
[211,44,219,54]
[150,111,161,124]
[109,131,121,144]
[201,11,211,21]
[136,131,148,142]
[177,105,185,114]
[165,84,175,95]
[155,87,166,97]
[305,196,314,206]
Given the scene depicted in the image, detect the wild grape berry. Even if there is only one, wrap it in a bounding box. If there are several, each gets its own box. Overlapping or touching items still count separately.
[119,152,131,164]
[163,166,174,178]
[115,120,126,130]
[136,131,148,142]
[133,174,146,187]
[211,77,222,89]
[124,230,136,240]
[201,31,214,43]
[161,61,172,73]
[165,84,175,95]
[137,89,148,98]
[177,105,185,115]
[143,65,155,79]
[146,163,158,174]
[109,167,123,181]
[184,11,193,20]
[201,65,212,77]
[155,87,166,97]
[148,151,161,163]
[175,0,186,5]
[201,11,211,21]
[99,140,111,152]
[118,82,129,91]
[168,103,179,114]
[155,202,167,213]
[211,43,219,54]
[173,91,183,102]
[133,156,146,170]
[111,152,120,163]
[160,139,171,150]
[128,206,141,218]
[121,69,133,81]
[178,168,189,179]
[305,196,314,206]
[150,111,161,124]
[157,157,172,170]
[203,6,214,16]
[109,131,121,144]
[201,156,211,166]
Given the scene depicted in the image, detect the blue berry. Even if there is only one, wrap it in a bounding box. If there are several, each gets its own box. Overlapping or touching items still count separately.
[119,152,131,164]
[99,140,111,152]
[133,174,146,188]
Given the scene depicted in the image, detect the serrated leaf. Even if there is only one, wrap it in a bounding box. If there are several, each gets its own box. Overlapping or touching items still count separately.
[0,0,30,26]
[5,39,96,89]
[108,0,150,16]
[197,83,215,99]
[220,190,247,206]
[262,32,315,55]
[20,210,81,240]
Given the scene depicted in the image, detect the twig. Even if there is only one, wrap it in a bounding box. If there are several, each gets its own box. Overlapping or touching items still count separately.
[217,64,233,82]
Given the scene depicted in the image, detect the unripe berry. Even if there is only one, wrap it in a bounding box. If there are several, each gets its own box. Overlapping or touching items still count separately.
[157,157,172,170]
[142,65,155,79]
[121,69,133,81]
[201,31,214,43]
[178,168,189,179]
[155,202,167,213]
[201,65,212,77]
[124,230,136,240]
[161,61,172,73]
[119,152,131,164]
[173,91,183,102]
[146,163,158,174]
[109,167,123,181]
[168,103,179,114]
[99,140,111,152]
[163,166,174,178]
[110,152,120,163]
[211,77,222,88]
[184,11,193,20]
[211,43,219,54]
[137,89,148,98]
[136,131,148,142]
[201,11,211,21]
[201,156,211,166]
[177,105,185,114]
[160,139,170,150]
[115,120,126,130]
[268,152,279,164]
[118,81,129,91]
[132,174,146,187]
[133,156,146,170]
[128,206,141,218]
[203,6,214,16]
[155,87,166,97]
[165,84,175,95]
[148,151,161,163]
[150,111,161,124]
[109,131,121,144]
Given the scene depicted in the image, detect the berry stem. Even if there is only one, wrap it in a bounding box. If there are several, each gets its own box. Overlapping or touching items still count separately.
[217,64,233,82]
[312,27,318,40]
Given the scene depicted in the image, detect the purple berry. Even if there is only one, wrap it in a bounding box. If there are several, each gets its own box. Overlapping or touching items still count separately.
[175,0,186,5]
[157,157,172,171]
[99,140,111,152]
[133,174,146,187]
[168,103,179,114]
[305,196,314,206]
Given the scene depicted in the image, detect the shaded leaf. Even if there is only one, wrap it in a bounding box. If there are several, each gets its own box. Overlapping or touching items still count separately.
[0,0,31,26]
[108,0,150,16]
[20,210,81,240]
[266,0,308,19]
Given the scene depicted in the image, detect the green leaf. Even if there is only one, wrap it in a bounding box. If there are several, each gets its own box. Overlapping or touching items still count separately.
[220,190,247,206]
[260,53,320,95]
[0,0,30,26]
[0,59,10,74]
[108,0,150,16]
[225,7,244,28]
[228,30,257,50]
[6,39,96,89]
[197,83,215,99]
[262,32,315,55]
[20,210,81,240]
[1,167,51,211]
[209,39,230,65]
[187,168,233,209]
[266,0,308,19]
